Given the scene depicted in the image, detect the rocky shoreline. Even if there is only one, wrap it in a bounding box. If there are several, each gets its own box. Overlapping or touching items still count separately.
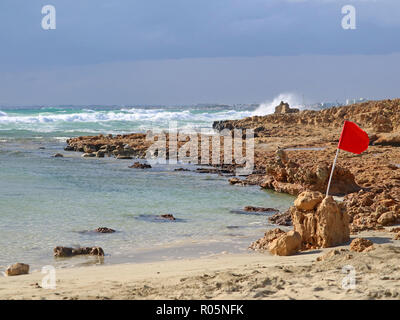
[61,99,400,238]
[13,98,388,271]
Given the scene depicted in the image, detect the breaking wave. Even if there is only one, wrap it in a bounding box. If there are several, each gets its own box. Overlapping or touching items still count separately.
[253,93,304,116]
[0,108,253,125]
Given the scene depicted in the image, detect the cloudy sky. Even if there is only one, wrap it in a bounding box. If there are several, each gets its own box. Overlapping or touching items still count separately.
[0,0,399,105]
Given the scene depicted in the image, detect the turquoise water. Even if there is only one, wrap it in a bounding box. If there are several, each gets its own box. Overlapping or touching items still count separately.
[0,106,294,271]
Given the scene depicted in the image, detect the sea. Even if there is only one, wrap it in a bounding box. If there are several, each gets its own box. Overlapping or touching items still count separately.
[0,104,296,272]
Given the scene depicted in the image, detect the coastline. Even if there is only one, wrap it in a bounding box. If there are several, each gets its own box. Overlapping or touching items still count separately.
[1,229,399,300]
[1,99,400,300]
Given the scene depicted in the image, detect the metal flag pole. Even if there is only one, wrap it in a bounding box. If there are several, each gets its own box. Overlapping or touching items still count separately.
[326,148,340,198]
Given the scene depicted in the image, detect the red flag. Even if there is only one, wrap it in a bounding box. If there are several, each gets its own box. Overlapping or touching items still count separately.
[338,120,369,154]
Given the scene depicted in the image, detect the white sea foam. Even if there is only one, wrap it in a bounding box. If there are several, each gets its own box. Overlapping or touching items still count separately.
[253,93,304,116]
[0,108,252,124]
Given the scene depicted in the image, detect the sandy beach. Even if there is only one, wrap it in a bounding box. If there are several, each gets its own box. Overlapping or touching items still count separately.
[1,229,399,300]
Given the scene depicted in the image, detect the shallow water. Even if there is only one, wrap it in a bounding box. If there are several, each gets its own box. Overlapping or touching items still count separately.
[0,105,295,271]
[0,139,294,271]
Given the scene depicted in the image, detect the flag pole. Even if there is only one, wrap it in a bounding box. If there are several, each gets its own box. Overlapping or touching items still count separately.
[326,148,340,197]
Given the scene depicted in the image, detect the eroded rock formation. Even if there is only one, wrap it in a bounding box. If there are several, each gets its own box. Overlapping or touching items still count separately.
[249,228,286,251]
[268,230,302,256]
[262,153,360,196]
[344,189,400,232]
[250,192,350,255]
[349,238,374,252]
[290,191,350,249]
[274,101,300,114]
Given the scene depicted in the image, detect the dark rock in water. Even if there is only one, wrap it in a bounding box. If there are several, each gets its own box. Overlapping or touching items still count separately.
[54,246,104,257]
[268,210,293,226]
[174,168,191,172]
[129,162,152,169]
[38,147,45,150]
[134,214,183,223]
[54,246,73,257]
[196,168,233,175]
[95,227,115,233]
[244,206,279,213]
[229,178,244,185]
[64,145,75,151]
[73,247,104,256]
[5,263,30,276]
[230,207,278,216]
[95,151,105,158]
[160,214,176,221]
[116,155,133,160]
[53,153,64,158]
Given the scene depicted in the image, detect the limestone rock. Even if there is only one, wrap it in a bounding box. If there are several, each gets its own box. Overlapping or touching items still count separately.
[377,211,396,226]
[294,191,324,211]
[373,115,393,133]
[374,133,400,146]
[264,157,360,196]
[5,263,30,276]
[349,238,374,252]
[344,190,398,232]
[268,210,292,226]
[275,147,288,165]
[274,101,299,114]
[291,193,350,249]
[268,230,302,256]
[249,228,286,250]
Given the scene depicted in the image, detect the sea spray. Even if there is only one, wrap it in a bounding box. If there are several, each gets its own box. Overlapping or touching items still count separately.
[253,93,304,116]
